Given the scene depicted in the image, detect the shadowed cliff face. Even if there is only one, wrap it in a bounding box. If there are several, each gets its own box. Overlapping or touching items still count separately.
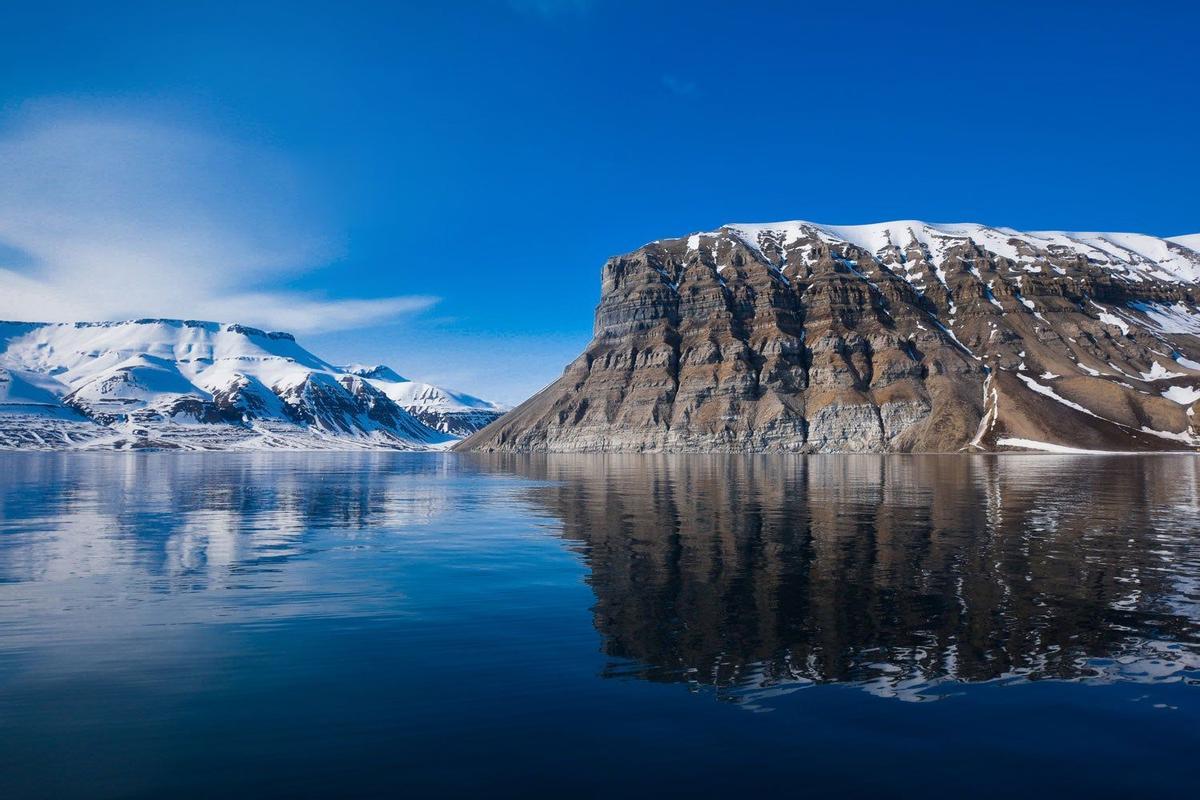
[477,454,1200,703]
[459,222,1200,452]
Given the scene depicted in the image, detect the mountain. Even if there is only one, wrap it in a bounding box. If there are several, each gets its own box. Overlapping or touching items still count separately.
[0,319,503,450]
[458,220,1200,453]
[341,364,507,436]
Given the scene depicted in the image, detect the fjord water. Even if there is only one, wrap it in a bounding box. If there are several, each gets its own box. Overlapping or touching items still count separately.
[1,454,1197,798]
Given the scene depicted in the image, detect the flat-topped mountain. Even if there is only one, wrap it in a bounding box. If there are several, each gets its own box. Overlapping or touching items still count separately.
[0,319,504,450]
[458,220,1200,453]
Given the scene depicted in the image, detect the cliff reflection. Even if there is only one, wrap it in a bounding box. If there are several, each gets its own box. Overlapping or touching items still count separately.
[481,454,1200,701]
[2,452,1198,704]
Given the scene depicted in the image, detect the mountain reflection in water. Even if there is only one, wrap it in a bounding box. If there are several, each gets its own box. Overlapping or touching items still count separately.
[495,454,1200,702]
[2,453,1198,703]
[1,453,1198,797]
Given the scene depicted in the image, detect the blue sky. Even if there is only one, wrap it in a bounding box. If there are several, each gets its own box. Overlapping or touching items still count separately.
[0,0,1197,404]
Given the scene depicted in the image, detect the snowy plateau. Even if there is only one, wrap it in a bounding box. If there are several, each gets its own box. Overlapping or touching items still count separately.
[0,319,506,450]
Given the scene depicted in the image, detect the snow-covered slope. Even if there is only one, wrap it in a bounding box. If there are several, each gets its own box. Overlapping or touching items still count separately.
[1169,233,1200,254]
[0,319,503,450]
[720,220,1200,284]
[0,366,85,418]
[342,365,507,436]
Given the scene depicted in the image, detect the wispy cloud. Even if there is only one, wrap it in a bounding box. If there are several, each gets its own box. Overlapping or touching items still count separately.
[661,74,700,98]
[0,101,436,333]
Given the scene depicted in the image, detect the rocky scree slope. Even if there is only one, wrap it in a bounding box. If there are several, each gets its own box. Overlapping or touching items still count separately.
[459,221,1200,453]
[0,319,503,450]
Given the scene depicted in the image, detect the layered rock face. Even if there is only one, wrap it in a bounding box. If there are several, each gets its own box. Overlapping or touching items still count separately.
[459,221,1200,452]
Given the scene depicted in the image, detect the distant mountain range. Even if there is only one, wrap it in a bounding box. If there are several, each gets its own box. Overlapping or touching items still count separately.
[459,220,1200,453]
[0,319,505,450]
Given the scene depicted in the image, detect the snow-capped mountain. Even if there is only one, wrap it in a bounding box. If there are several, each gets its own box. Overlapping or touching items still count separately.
[461,219,1200,453]
[341,364,507,436]
[0,319,504,450]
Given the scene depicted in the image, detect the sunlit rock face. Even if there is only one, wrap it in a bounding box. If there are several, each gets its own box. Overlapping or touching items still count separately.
[459,222,1200,452]
[492,454,1200,702]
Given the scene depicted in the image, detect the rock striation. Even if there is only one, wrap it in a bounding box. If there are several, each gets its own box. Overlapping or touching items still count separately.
[459,221,1200,452]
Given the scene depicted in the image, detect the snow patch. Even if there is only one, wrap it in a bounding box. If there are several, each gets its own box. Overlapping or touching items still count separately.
[1128,302,1200,335]
[1090,302,1131,335]
[996,437,1117,454]
[1175,354,1200,372]
[1018,374,1100,419]
[1162,385,1200,405]
[1141,361,1186,381]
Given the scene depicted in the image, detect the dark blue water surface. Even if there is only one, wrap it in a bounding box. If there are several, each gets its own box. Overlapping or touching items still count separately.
[1,453,1198,798]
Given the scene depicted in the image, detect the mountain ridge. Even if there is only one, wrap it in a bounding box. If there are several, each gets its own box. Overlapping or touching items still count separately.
[0,318,504,450]
[459,219,1200,453]
[341,364,507,436]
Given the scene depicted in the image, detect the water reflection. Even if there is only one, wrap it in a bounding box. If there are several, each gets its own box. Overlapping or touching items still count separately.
[2,453,1198,797]
[0,453,505,652]
[485,454,1200,702]
[1,453,1198,706]
[1,453,453,582]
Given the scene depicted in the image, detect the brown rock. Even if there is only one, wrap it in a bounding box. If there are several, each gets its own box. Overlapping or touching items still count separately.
[459,221,1200,452]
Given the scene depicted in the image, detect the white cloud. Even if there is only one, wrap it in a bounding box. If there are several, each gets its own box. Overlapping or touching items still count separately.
[185,293,439,336]
[0,101,436,334]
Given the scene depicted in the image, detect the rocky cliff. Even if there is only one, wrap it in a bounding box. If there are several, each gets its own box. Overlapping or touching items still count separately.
[459,221,1200,453]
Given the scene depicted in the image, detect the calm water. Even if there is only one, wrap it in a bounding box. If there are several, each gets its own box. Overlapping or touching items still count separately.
[1,453,1198,798]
